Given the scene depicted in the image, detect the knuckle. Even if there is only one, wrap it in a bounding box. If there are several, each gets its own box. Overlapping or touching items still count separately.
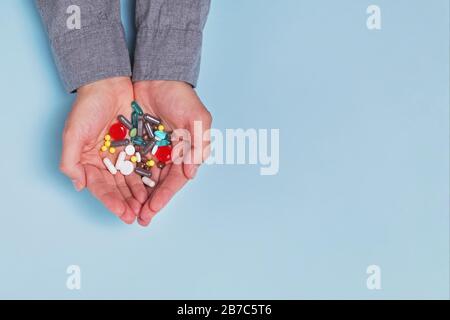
[59,162,70,175]
[202,110,213,126]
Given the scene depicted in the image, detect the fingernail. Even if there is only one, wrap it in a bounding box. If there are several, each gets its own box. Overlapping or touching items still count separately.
[190,166,198,179]
[72,180,83,192]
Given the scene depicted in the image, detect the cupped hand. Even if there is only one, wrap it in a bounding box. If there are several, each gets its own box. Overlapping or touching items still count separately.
[60,77,148,224]
[133,80,212,226]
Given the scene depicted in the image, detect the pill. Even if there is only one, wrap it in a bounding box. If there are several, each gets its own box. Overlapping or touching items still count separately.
[103,158,117,175]
[109,122,127,140]
[129,128,137,138]
[156,139,170,147]
[132,112,138,128]
[125,144,135,156]
[151,144,158,155]
[109,147,116,154]
[117,115,133,129]
[104,134,111,141]
[137,117,144,136]
[144,121,155,139]
[146,159,155,167]
[154,130,167,140]
[110,139,130,147]
[130,156,137,163]
[135,166,152,178]
[143,113,161,125]
[142,176,156,188]
[104,140,111,147]
[131,101,144,116]
[141,140,156,155]
[131,136,146,146]
[154,145,172,162]
[100,145,108,152]
[135,152,141,162]
[158,124,165,131]
[115,151,126,169]
[119,160,134,176]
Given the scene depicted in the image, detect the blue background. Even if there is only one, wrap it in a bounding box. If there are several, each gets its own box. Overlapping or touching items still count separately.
[0,0,448,299]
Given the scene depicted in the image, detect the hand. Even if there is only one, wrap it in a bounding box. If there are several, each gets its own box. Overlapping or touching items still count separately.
[133,80,212,226]
[60,77,148,224]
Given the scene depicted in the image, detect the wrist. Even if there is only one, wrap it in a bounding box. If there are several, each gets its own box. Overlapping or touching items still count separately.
[78,76,132,97]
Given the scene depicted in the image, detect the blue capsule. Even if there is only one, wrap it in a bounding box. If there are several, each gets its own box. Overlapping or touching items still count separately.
[131,136,146,146]
[156,139,170,146]
[154,130,167,140]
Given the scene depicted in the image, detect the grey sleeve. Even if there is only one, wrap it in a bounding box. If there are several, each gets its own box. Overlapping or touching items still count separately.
[133,0,211,87]
[36,0,131,93]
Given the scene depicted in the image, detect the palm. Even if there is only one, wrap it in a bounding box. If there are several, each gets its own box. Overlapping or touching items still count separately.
[62,79,147,224]
[133,81,212,226]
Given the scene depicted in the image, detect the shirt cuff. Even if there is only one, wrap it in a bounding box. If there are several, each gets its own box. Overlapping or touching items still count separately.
[132,27,203,87]
[50,23,132,93]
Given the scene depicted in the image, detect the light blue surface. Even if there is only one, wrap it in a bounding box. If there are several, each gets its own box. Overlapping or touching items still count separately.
[0,0,448,299]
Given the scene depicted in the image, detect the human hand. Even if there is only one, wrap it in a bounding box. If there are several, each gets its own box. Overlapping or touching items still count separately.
[133,80,212,226]
[60,77,148,224]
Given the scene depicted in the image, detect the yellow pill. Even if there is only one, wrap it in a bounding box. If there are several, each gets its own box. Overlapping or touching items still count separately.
[100,145,108,152]
[104,140,111,147]
[109,147,116,154]
[146,160,155,167]
[130,156,137,163]
[158,125,165,131]
[104,134,111,141]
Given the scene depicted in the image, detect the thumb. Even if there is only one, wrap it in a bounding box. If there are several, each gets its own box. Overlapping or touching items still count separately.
[60,129,86,191]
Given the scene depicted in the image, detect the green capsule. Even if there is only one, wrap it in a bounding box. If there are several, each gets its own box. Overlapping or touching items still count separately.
[131,101,144,116]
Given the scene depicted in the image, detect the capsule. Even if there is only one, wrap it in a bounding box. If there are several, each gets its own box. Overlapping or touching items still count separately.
[131,136,146,146]
[143,113,161,125]
[117,115,132,129]
[131,101,144,115]
[144,121,155,139]
[154,130,167,140]
[135,166,152,178]
[156,139,170,147]
[137,117,144,136]
[132,112,138,128]
[142,176,156,188]
[141,140,156,155]
[110,139,130,147]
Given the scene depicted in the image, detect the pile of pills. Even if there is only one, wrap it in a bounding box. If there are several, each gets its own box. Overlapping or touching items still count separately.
[101,101,172,188]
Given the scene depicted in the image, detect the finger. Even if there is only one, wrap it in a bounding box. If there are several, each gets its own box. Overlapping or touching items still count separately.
[60,128,87,191]
[125,173,148,204]
[140,164,188,221]
[115,173,142,216]
[137,216,152,227]
[137,164,164,224]
[102,170,136,224]
[85,165,134,224]
[183,116,212,179]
